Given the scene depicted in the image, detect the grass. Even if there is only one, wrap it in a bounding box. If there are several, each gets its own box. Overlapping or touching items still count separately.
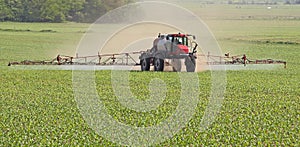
[0,22,89,62]
[0,3,300,146]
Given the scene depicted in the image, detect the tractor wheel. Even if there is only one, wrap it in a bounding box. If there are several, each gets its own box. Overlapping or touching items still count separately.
[185,55,196,72]
[154,57,164,72]
[172,59,182,72]
[141,58,150,71]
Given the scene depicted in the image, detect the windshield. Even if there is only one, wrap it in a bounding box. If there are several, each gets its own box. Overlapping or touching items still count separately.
[167,36,188,46]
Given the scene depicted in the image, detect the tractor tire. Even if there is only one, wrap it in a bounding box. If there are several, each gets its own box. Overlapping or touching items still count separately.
[185,55,196,72]
[141,58,150,71]
[154,58,164,72]
[172,59,182,72]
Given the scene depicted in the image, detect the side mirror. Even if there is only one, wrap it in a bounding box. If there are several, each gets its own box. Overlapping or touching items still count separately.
[193,36,196,40]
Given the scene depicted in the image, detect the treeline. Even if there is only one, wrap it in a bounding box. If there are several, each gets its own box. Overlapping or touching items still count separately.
[0,0,134,23]
[285,0,300,4]
[227,0,300,5]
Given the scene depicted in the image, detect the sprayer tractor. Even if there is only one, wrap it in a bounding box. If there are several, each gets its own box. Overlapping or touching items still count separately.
[8,32,287,70]
[139,33,198,72]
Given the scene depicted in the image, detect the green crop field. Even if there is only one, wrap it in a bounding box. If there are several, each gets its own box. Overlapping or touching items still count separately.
[0,3,299,146]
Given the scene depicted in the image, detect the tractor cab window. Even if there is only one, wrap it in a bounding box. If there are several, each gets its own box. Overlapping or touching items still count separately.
[167,36,188,46]
[177,37,188,46]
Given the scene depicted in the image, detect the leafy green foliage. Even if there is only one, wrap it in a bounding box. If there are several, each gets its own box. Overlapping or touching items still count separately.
[0,0,134,22]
